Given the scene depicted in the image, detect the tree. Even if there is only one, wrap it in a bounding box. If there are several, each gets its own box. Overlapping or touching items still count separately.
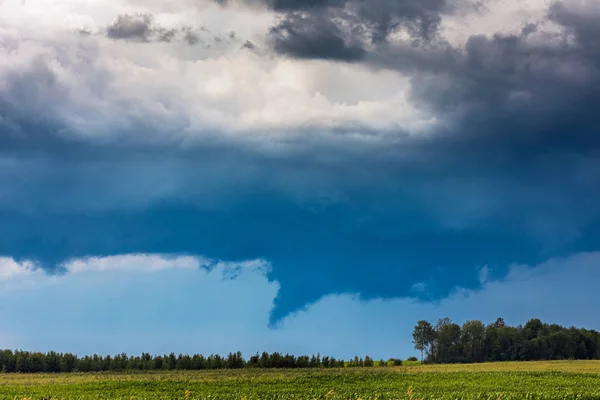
[433,318,461,363]
[524,318,544,340]
[461,320,486,362]
[494,318,506,328]
[412,320,436,362]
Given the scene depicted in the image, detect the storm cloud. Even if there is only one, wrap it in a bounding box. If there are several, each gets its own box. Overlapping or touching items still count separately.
[0,0,599,325]
[269,13,366,61]
[252,0,470,61]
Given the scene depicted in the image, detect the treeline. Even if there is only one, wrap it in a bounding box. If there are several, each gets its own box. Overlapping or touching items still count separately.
[0,350,396,373]
[413,317,600,364]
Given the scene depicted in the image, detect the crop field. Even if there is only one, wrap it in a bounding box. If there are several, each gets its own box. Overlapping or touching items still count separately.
[2,361,600,400]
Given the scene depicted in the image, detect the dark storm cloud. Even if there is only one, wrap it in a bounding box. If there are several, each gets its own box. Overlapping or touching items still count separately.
[2,1,600,324]
[216,0,461,60]
[269,13,366,61]
[256,0,459,60]
[406,10,600,153]
[2,139,599,323]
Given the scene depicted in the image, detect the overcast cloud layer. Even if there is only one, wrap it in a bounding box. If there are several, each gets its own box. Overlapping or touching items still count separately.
[1,0,599,344]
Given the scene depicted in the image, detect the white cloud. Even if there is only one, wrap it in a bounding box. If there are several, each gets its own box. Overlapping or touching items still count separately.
[0,253,272,277]
[478,265,489,285]
[0,257,37,280]
[410,281,427,294]
[63,254,211,273]
[0,0,430,145]
[0,258,46,294]
[440,0,562,47]
[0,0,274,37]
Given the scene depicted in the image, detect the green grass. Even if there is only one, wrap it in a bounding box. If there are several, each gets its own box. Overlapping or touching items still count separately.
[400,360,421,367]
[2,361,600,400]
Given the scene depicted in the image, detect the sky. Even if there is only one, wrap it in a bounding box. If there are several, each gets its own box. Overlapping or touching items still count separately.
[0,0,599,359]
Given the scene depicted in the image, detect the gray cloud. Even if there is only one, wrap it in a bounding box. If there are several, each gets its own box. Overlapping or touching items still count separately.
[241,40,256,50]
[106,13,155,42]
[549,1,600,60]
[269,13,366,61]
[105,14,240,47]
[156,27,179,43]
[407,15,600,143]
[182,27,202,45]
[244,0,470,60]
[229,0,451,40]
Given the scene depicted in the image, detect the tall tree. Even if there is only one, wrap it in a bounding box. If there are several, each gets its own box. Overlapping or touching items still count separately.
[412,320,436,362]
[461,320,486,362]
[434,317,462,363]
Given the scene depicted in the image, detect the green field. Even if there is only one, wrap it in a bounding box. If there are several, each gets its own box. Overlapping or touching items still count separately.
[2,361,600,400]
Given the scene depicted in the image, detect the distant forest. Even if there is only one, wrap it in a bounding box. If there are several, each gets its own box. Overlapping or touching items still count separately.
[412,318,600,364]
[0,350,396,373]
[1,318,598,373]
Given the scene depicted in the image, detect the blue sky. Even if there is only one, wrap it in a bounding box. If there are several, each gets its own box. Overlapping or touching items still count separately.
[1,0,600,358]
[2,252,600,358]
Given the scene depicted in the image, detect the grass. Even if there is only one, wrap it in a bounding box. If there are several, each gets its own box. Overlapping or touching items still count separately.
[400,361,422,367]
[1,360,600,399]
